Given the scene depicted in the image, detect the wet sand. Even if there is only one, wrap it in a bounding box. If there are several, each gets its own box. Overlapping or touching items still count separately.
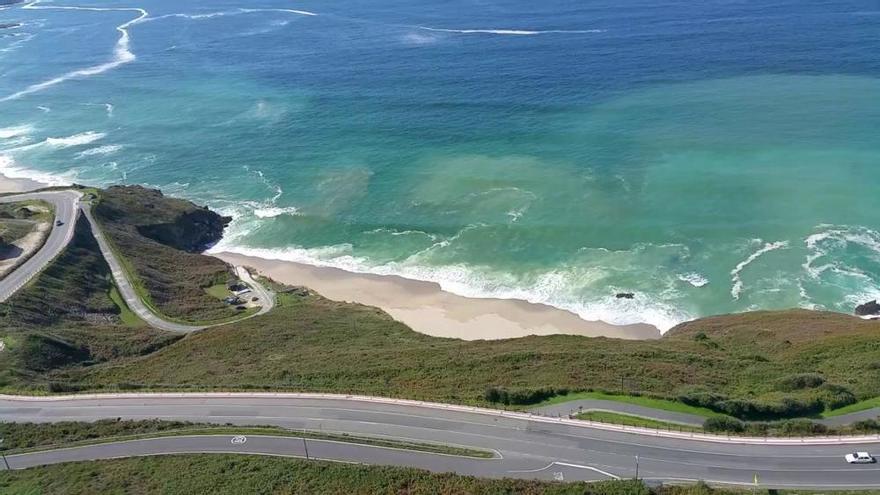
[214,252,662,341]
[0,173,42,193]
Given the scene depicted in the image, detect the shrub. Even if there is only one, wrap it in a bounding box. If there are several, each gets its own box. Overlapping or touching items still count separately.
[851,418,880,433]
[483,387,568,405]
[775,419,827,436]
[677,388,728,409]
[816,383,857,410]
[703,416,745,433]
[775,373,825,391]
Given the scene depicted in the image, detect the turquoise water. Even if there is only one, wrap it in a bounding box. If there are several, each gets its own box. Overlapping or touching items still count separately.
[1,0,879,330]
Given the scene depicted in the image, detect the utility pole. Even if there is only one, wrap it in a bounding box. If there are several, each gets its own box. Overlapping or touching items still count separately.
[302,436,310,461]
[0,439,9,471]
[634,454,639,480]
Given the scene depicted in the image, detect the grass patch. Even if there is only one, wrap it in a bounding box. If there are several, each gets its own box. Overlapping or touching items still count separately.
[204,283,230,300]
[108,285,142,327]
[533,391,725,418]
[823,397,880,417]
[574,411,703,432]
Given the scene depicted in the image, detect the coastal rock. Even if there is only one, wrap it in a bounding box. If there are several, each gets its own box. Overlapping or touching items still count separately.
[615,292,635,299]
[855,300,880,317]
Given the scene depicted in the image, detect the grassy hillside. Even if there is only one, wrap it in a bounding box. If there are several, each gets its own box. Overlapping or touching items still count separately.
[57,286,880,420]
[92,185,236,323]
[0,214,179,392]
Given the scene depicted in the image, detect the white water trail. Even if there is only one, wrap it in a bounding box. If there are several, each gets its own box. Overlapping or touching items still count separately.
[730,240,789,299]
[0,1,148,102]
[417,26,604,35]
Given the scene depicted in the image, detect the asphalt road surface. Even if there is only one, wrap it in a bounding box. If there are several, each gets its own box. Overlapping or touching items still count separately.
[2,394,879,489]
[0,190,81,302]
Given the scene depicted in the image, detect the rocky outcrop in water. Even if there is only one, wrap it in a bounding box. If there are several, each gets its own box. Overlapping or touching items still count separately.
[855,300,880,317]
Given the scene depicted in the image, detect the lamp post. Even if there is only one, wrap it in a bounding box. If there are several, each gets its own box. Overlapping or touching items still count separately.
[634,454,639,480]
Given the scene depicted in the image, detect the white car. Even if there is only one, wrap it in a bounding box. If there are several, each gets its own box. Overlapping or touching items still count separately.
[845,452,876,464]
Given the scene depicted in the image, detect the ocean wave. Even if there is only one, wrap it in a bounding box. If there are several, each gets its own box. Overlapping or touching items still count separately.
[0,154,76,186]
[253,205,300,218]
[1,1,148,102]
[75,144,122,158]
[0,124,34,140]
[417,26,605,36]
[730,240,789,299]
[677,272,709,287]
[365,228,439,241]
[45,131,106,148]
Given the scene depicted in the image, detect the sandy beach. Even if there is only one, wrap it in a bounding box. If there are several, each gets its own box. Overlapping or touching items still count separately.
[0,173,43,194]
[214,252,661,341]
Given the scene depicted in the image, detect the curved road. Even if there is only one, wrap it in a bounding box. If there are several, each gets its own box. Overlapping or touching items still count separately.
[531,400,880,430]
[2,394,880,489]
[0,190,81,302]
[80,204,275,333]
[0,187,273,332]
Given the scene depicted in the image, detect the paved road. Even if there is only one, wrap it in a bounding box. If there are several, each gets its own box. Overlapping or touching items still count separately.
[0,190,81,302]
[235,265,275,316]
[81,202,274,333]
[531,399,880,430]
[2,394,880,489]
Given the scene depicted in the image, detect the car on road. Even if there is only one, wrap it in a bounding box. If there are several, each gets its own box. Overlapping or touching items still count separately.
[55,220,64,226]
[845,452,876,464]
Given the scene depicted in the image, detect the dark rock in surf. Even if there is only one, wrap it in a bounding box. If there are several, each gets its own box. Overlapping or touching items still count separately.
[615,292,635,299]
[855,300,880,317]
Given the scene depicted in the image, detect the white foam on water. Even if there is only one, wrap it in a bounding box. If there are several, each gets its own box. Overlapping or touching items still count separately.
[238,8,318,17]
[36,105,50,113]
[0,124,34,139]
[417,26,604,35]
[45,131,105,148]
[677,272,709,287]
[0,154,76,186]
[209,230,692,332]
[253,205,300,218]
[730,240,789,300]
[75,144,122,158]
[1,1,148,102]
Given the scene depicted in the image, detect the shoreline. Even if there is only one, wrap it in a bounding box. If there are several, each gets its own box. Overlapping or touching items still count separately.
[213,251,661,341]
[0,172,45,194]
[0,171,661,340]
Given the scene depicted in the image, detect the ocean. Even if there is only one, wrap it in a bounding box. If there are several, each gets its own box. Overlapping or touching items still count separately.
[1,0,879,331]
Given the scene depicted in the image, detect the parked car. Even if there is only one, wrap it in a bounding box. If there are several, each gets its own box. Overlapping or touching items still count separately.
[845,452,875,464]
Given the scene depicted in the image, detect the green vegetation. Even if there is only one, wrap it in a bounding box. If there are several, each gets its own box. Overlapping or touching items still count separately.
[0,215,179,392]
[574,411,701,432]
[824,396,880,417]
[0,455,651,495]
[0,456,877,495]
[107,286,142,327]
[204,283,231,300]
[92,185,236,323]
[0,420,492,458]
[532,391,724,417]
